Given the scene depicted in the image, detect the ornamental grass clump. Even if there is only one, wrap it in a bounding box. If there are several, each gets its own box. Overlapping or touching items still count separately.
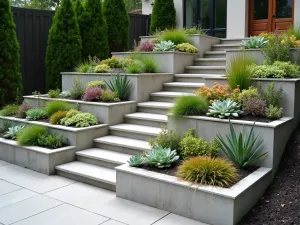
[125,60,144,74]
[172,95,208,117]
[25,109,48,121]
[105,74,132,100]
[17,126,47,146]
[161,30,190,45]
[70,78,85,100]
[176,156,238,187]
[0,104,19,117]
[83,87,102,101]
[74,61,93,73]
[44,100,72,116]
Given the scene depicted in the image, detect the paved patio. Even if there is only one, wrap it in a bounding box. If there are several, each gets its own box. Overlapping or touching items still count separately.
[0,160,207,225]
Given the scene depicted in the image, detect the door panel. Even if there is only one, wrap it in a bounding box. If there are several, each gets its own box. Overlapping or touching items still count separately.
[273,0,293,32]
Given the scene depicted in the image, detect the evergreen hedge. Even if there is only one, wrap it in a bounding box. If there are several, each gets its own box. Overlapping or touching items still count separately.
[103,0,129,52]
[45,0,82,90]
[150,0,176,33]
[0,0,22,107]
[81,0,109,59]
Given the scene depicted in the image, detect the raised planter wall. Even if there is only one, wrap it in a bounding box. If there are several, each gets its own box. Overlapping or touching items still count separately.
[24,95,137,125]
[61,72,174,102]
[112,52,197,74]
[116,165,272,225]
[0,116,108,151]
[0,138,76,175]
[168,116,294,173]
[140,35,221,57]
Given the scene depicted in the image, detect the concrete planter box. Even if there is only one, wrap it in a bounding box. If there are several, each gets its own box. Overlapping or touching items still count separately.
[140,34,221,57]
[168,116,294,173]
[24,95,137,125]
[116,165,272,225]
[0,116,108,151]
[112,52,197,74]
[61,72,174,102]
[0,138,76,175]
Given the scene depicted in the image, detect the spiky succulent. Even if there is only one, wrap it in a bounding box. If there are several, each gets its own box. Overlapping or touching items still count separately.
[128,155,145,167]
[207,99,243,119]
[240,36,269,49]
[4,125,25,140]
[145,146,179,168]
[154,40,176,52]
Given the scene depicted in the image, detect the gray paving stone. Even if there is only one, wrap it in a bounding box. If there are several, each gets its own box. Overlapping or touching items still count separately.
[101,220,126,225]
[0,164,75,193]
[153,213,209,225]
[0,180,22,196]
[0,195,62,224]
[0,160,9,167]
[0,189,38,209]
[13,204,108,225]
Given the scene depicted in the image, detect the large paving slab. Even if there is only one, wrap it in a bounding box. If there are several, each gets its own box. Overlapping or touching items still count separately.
[13,204,108,225]
[0,195,62,224]
[0,164,75,193]
[100,220,126,225]
[0,180,22,196]
[0,189,37,209]
[153,213,209,225]
[0,160,9,167]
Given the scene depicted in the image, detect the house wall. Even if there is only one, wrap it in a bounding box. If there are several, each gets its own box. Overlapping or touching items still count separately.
[295,0,300,25]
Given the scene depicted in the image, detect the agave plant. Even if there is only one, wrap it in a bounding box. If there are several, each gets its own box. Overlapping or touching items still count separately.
[154,40,176,52]
[240,36,269,49]
[105,74,132,101]
[4,125,25,140]
[216,121,267,168]
[128,155,145,167]
[145,146,179,168]
[207,99,243,119]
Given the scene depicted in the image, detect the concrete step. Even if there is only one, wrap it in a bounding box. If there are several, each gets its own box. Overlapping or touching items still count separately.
[109,123,160,141]
[56,161,116,191]
[185,66,226,74]
[163,82,204,92]
[211,44,240,51]
[174,73,225,83]
[76,148,131,169]
[94,135,150,155]
[124,112,167,128]
[220,38,248,45]
[203,51,226,58]
[137,101,173,114]
[194,58,226,66]
[150,91,193,103]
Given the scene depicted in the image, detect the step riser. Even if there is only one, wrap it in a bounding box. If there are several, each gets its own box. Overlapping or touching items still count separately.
[175,77,206,83]
[137,106,170,115]
[221,40,244,45]
[57,170,116,191]
[150,96,177,103]
[163,86,198,93]
[109,129,156,141]
[194,61,226,66]
[203,54,226,59]
[185,69,226,74]
[212,46,240,51]
[124,118,167,128]
[77,155,120,169]
[95,142,145,156]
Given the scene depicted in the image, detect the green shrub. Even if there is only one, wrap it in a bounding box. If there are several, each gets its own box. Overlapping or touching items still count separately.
[81,0,108,59]
[182,26,206,35]
[100,57,121,68]
[273,61,299,78]
[74,61,93,73]
[0,104,19,117]
[176,156,238,187]
[150,0,176,33]
[103,0,129,52]
[17,126,47,146]
[265,105,283,120]
[161,30,190,45]
[37,133,64,149]
[0,0,22,107]
[101,90,120,102]
[94,64,111,73]
[120,58,134,69]
[243,97,266,116]
[70,78,85,99]
[141,57,158,73]
[249,64,285,78]
[238,86,258,103]
[61,111,98,127]
[105,74,132,100]
[216,121,267,169]
[148,127,181,152]
[128,155,145,167]
[287,25,300,40]
[48,89,60,98]
[49,111,68,124]
[17,101,32,118]
[45,0,82,90]
[176,43,198,53]
[26,108,48,121]
[4,125,25,140]
[144,146,179,168]
[207,99,243,119]
[86,80,106,89]
[60,109,80,123]
[44,100,72,116]
[125,60,144,74]
[179,129,219,159]
[263,82,283,107]
[172,95,208,117]
[227,55,253,90]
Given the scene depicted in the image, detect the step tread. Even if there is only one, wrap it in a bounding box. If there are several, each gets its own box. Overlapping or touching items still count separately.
[221,38,249,41]
[195,58,226,61]
[56,161,116,185]
[109,123,161,136]
[94,135,150,151]
[150,91,193,97]
[125,112,168,122]
[77,148,131,165]
[175,74,225,78]
[137,101,174,109]
[204,51,226,54]
[212,44,240,47]
[185,66,226,69]
[163,82,205,88]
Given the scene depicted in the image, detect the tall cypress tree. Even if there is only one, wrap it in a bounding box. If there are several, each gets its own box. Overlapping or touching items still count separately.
[150,0,176,33]
[0,0,22,107]
[45,0,82,90]
[74,0,84,39]
[103,0,129,52]
[81,0,109,59]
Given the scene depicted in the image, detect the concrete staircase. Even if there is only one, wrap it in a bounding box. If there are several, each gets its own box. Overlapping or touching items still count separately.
[55,38,245,191]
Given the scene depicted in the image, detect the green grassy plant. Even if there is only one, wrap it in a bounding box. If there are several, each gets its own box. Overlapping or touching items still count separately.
[70,78,85,100]
[37,133,64,149]
[105,74,132,100]
[172,95,208,117]
[44,100,72,116]
[0,104,19,117]
[161,30,190,45]
[17,126,47,146]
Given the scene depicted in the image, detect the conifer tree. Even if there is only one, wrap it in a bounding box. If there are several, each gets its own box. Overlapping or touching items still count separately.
[74,0,84,39]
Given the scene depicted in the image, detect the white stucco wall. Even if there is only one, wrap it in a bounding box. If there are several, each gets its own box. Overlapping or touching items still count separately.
[295,0,300,25]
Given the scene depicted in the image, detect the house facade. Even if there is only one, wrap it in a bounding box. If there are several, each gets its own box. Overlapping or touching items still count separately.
[142,0,300,38]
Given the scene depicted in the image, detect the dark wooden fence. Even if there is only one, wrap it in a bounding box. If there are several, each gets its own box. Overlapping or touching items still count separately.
[12,7,150,95]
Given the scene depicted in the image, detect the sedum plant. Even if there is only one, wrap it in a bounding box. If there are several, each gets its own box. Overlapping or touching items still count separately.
[207,99,243,119]
[101,90,120,102]
[249,64,286,78]
[265,105,283,120]
[144,146,179,168]
[216,121,267,169]
[4,125,25,140]
[154,40,176,51]
[60,110,98,127]
[105,74,132,100]
[86,80,106,89]
[272,61,299,78]
[49,111,67,125]
[128,155,145,167]
[100,57,121,68]
[240,36,269,49]
[26,109,48,121]
[176,43,198,53]
[94,64,111,73]
[48,89,60,98]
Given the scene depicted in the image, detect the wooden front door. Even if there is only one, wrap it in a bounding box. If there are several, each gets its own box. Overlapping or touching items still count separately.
[249,0,294,36]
